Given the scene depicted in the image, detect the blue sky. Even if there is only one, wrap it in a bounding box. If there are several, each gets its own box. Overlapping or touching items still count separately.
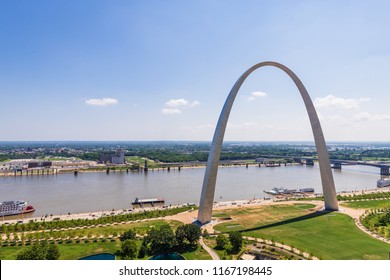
[1,0,390,141]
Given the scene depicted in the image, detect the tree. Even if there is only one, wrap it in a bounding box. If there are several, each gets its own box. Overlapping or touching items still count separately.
[16,241,60,260]
[138,243,148,259]
[175,225,187,246]
[175,224,201,246]
[119,229,136,241]
[185,224,201,244]
[228,231,243,253]
[47,244,60,260]
[145,225,176,255]
[120,240,138,260]
[216,234,228,249]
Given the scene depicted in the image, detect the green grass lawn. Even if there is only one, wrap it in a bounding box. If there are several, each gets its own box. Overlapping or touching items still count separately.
[213,203,390,260]
[341,199,390,209]
[180,244,212,260]
[0,240,122,260]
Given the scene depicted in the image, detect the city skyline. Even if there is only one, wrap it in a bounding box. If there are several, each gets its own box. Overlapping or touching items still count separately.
[1,1,390,141]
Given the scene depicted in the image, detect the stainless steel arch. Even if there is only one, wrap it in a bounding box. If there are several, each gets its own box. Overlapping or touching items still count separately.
[197,61,338,224]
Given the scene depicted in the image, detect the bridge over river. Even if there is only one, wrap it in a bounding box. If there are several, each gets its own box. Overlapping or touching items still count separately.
[329,160,390,176]
[258,155,390,176]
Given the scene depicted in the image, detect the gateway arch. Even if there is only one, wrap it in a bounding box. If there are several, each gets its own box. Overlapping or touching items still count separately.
[197,61,338,224]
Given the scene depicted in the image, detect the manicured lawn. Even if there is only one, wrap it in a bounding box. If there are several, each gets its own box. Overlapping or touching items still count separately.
[59,240,122,260]
[0,240,121,260]
[0,245,24,260]
[341,199,390,209]
[213,203,390,260]
[181,244,212,260]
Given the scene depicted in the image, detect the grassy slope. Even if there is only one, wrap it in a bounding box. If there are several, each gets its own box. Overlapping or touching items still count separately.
[213,203,390,260]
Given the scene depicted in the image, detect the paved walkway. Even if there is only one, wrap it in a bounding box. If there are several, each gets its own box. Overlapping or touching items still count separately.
[199,236,220,260]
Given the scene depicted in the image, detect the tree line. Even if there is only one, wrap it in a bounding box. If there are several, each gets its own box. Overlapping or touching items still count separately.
[117,224,201,260]
[0,206,192,233]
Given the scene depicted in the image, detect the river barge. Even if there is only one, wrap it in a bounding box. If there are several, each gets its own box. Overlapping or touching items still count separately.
[132,198,165,207]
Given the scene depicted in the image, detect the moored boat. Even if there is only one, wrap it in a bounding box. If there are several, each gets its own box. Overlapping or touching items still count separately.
[377,178,390,188]
[132,197,165,207]
[0,200,35,217]
[263,187,314,196]
[263,187,289,195]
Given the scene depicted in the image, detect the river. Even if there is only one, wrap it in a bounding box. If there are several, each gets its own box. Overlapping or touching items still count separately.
[0,164,386,218]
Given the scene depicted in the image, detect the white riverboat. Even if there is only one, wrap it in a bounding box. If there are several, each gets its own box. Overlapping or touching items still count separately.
[0,200,35,217]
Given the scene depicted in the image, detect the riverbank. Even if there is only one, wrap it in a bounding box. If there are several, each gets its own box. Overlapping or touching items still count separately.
[2,186,389,226]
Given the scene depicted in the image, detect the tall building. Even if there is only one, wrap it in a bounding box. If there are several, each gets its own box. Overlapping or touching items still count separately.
[99,150,125,164]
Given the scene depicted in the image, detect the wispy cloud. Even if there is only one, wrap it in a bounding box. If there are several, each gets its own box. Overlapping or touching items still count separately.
[314,95,370,110]
[161,108,182,114]
[353,112,390,121]
[165,98,200,107]
[85,98,118,106]
[162,98,200,114]
[166,98,188,107]
[248,91,267,101]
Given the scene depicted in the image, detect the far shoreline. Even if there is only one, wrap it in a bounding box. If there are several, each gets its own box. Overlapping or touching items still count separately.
[0,161,305,177]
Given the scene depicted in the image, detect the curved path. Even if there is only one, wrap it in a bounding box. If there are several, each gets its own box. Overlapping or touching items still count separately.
[199,236,220,260]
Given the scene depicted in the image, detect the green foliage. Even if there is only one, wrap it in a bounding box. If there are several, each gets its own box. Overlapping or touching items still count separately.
[216,234,228,249]
[119,229,136,242]
[175,224,201,246]
[361,208,390,237]
[16,241,60,260]
[228,231,243,253]
[138,243,147,259]
[144,225,176,255]
[120,240,138,260]
[175,225,186,246]
[47,243,60,260]
[337,192,390,201]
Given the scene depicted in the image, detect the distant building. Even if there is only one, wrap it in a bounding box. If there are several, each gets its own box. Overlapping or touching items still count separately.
[99,150,125,164]
[27,161,52,168]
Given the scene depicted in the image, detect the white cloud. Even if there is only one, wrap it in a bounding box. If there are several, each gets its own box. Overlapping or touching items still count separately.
[162,98,200,114]
[166,98,188,107]
[353,112,390,121]
[314,95,370,110]
[161,108,182,114]
[165,98,200,108]
[248,91,267,101]
[85,98,118,106]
